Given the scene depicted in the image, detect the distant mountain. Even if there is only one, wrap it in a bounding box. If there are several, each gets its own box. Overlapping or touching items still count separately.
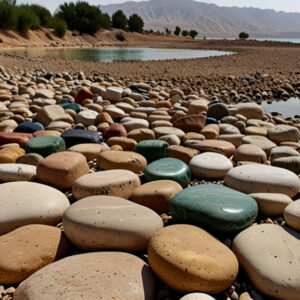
[101,0,300,38]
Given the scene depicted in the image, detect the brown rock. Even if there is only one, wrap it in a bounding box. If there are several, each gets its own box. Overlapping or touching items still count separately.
[174,114,206,133]
[104,123,127,138]
[107,137,137,151]
[67,143,108,160]
[167,145,200,164]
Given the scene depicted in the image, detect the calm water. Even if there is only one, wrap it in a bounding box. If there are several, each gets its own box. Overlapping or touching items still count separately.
[8,47,234,62]
[261,98,300,118]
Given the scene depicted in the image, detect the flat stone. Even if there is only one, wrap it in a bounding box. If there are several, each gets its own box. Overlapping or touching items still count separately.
[268,125,300,144]
[127,128,155,142]
[225,164,300,197]
[144,158,191,187]
[0,163,36,182]
[61,129,103,148]
[72,169,140,200]
[0,182,70,235]
[14,121,44,133]
[270,146,300,162]
[242,135,276,156]
[134,140,168,162]
[244,126,267,136]
[37,152,89,189]
[33,130,61,137]
[0,119,18,132]
[120,117,149,132]
[180,293,215,300]
[97,150,147,173]
[219,134,244,148]
[104,123,127,138]
[132,180,182,214]
[232,224,300,299]
[35,89,55,99]
[158,134,181,145]
[105,87,123,102]
[201,124,220,139]
[184,140,235,158]
[189,152,233,179]
[25,136,66,157]
[0,146,25,163]
[236,103,264,120]
[63,196,163,251]
[0,132,32,147]
[74,110,98,126]
[174,114,206,133]
[35,105,72,127]
[148,224,238,294]
[67,143,108,160]
[171,184,258,234]
[219,124,240,135]
[107,137,137,151]
[14,252,156,300]
[167,145,200,164]
[16,153,43,166]
[250,193,293,216]
[75,88,93,104]
[207,103,229,120]
[284,200,300,231]
[233,144,267,163]
[0,225,69,284]
[272,156,300,174]
[58,102,81,113]
[153,127,185,139]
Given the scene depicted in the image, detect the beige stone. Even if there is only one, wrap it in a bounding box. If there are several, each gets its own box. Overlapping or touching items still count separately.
[270,146,300,162]
[35,105,72,126]
[268,125,300,144]
[242,135,276,156]
[284,200,300,231]
[201,124,219,139]
[0,163,36,182]
[180,293,215,300]
[236,103,264,120]
[233,144,267,163]
[167,145,200,164]
[127,128,155,142]
[67,143,108,160]
[218,134,244,148]
[245,126,267,136]
[107,137,137,151]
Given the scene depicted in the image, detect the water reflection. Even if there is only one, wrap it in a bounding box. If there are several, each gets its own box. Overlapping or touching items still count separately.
[261,98,300,118]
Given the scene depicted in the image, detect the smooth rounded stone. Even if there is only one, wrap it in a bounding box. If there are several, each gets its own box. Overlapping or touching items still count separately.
[174,114,206,133]
[184,140,235,158]
[268,125,300,144]
[132,180,182,214]
[270,146,300,162]
[242,135,276,155]
[107,137,137,151]
[13,121,44,134]
[33,130,61,137]
[0,225,69,284]
[14,252,156,300]
[46,120,72,132]
[103,123,127,139]
[127,128,155,142]
[189,152,233,179]
[167,145,200,164]
[134,140,168,162]
[0,163,36,182]
[61,129,103,148]
[105,86,123,102]
[182,132,205,142]
[284,200,300,231]
[219,134,244,148]
[225,164,300,197]
[272,156,300,173]
[171,184,257,234]
[37,152,89,189]
[201,124,219,139]
[244,126,268,136]
[35,105,72,126]
[236,103,264,120]
[180,293,215,300]
[67,143,108,160]
[58,102,81,113]
[35,88,55,99]
[25,136,66,157]
[148,224,238,294]
[153,127,185,139]
[250,193,293,217]
[219,124,240,135]
[144,158,191,187]
[0,132,32,147]
[0,182,70,235]
[188,100,208,115]
[16,153,43,166]
[232,224,300,299]
[233,144,267,163]
[158,134,181,145]
[75,88,93,104]
[74,110,98,126]
[95,112,114,125]
[63,196,162,251]
[72,169,140,200]
[120,117,149,132]
[0,146,25,163]
[207,103,229,120]
[0,119,18,132]
[97,150,147,173]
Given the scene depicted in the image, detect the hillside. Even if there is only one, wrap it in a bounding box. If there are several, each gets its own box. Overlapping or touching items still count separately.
[102,0,300,38]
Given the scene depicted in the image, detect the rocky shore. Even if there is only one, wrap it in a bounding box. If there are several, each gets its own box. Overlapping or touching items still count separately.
[0,40,299,300]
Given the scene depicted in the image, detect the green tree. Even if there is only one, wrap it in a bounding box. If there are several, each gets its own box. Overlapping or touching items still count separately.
[128,13,144,33]
[182,30,188,37]
[112,10,127,30]
[17,5,41,33]
[53,17,67,37]
[0,1,18,29]
[174,26,181,36]
[29,5,52,27]
[165,28,171,35]
[239,32,249,40]
[100,13,111,29]
[189,30,198,39]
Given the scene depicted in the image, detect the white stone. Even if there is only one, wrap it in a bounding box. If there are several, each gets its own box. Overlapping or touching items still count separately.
[0,163,36,182]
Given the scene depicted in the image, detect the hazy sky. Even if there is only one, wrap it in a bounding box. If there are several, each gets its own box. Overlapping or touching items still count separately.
[19,0,300,13]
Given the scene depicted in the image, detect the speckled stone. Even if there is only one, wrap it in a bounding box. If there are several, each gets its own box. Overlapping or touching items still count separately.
[0,163,36,182]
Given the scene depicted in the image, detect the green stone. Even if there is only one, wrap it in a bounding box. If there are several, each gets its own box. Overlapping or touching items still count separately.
[144,158,191,187]
[59,102,81,113]
[170,184,258,234]
[134,140,168,163]
[25,136,66,157]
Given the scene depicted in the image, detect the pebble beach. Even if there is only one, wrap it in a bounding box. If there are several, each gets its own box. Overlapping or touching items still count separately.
[0,37,300,300]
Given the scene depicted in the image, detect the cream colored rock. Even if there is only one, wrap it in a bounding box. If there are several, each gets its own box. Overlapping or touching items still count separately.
[154,126,185,139]
[14,252,156,300]
[0,225,69,284]
[97,150,147,173]
[270,146,300,162]
[180,293,215,300]
[63,196,163,251]
[132,180,182,214]
[0,182,69,235]
[233,224,300,300]
[242,135,276,155]
[67,143,108,160]
[72,169,140,200]
[74,110,98,126]
[105,87,123,102]
[106,137,137,151]
[35,105,72,126]
[189,152,233,179]
[284,200,300,231]
[0,119,18,132]
[104,105,125,119]
[233,144,267,163]
[148,224,238,294]
[188,100,208,115]
[268,125,300,144]
[249,193,293,216]
[120,117,149,132]
[236,103,264,120]
[127,128,155,142]
[35,89,55,99]
[218,134,244,148]
[158,134,181,145]
[225,164,300,197]
[0,163,36,182]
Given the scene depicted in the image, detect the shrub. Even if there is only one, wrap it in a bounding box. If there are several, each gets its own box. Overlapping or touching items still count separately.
[112,10,127,30]
[100,13,111,29]
[189,30,198,39]
[182,30,189,37]
[174,26,181,36]
[53,17,67,38]
[239,32,249,40]
[17,5,41,33]
[0,1,18,30]
[115,32,125,41]
[165,28,171,35]
[128,14,144,33]
[29,4,52,27]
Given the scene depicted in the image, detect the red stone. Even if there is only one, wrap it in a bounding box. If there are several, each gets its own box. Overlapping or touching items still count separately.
[104,124,127,139]
[75,88,93,104]
[0,132,33,148]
